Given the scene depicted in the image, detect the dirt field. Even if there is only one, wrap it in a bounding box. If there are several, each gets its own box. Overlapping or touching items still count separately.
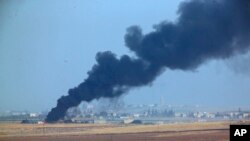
[0,120,248,141]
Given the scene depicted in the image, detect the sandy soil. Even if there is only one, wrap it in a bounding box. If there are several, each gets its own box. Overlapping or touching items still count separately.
[0,120,248,141]
[0,130,229,141]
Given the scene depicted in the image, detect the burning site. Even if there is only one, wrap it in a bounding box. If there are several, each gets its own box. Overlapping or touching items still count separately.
[1,0,250,141]
[45,0,250,123]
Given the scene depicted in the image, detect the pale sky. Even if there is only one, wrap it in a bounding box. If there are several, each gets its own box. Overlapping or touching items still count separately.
[1,0,250,112]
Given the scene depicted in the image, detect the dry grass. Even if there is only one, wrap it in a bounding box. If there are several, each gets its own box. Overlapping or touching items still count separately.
[0,123,114,137]
[0,120,243,137]
[1,121,248,141]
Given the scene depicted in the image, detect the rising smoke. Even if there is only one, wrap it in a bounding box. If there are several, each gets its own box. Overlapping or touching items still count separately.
[46,0,250,122]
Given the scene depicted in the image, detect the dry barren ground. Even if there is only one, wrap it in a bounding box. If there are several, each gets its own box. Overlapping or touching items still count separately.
[0,120,249,141]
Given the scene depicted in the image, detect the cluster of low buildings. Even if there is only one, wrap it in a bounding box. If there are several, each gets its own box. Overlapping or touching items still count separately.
[0,104,249,124]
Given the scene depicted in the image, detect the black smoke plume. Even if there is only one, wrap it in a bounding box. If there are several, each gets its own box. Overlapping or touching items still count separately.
[46,0,250,122]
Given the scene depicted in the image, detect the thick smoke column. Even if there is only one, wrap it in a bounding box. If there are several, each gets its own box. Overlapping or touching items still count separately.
[46,0,250,122]
[46,54,162,122]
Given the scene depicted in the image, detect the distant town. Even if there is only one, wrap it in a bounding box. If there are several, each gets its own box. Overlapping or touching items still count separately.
[1,103,250,124]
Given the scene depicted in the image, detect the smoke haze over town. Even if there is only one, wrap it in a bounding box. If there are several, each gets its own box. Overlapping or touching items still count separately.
[1,0,250,120]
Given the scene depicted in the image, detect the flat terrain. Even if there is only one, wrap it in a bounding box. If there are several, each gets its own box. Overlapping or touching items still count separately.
[0,120,249,141]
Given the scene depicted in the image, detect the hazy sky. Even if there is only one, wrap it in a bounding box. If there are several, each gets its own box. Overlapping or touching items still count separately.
[1,0,250,112]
